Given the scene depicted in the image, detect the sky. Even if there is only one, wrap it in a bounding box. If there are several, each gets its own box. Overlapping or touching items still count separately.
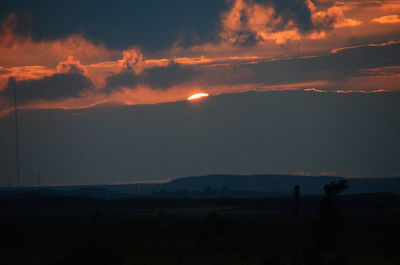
[0,0,400,186]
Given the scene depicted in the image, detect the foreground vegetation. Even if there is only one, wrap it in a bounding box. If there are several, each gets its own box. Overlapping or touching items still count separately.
[0,192,399,265]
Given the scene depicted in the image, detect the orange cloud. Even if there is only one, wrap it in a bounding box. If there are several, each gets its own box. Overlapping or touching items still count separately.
[372,15,400,24]
[56,56,88,75]
[342,75,399,92]
[175,0,397,62]
[0,65,53,80]
[258,81,332,91]
[0,13,115,68]
[330,40,400,54]
[0,84,194,117]
[201,0,366,57]
[118,49,144,73]
[304,88,327,93]
[1,47,398,118]
[336,89,391,94]
[307,0,362,29]
[0,65,54,92]
[85,61,120,88]
[220,0,303,45]
[0,56,90,92]
[0,72,394,119]
[362,65,400,76]
[0,2,399,117]
[219,0,362,46]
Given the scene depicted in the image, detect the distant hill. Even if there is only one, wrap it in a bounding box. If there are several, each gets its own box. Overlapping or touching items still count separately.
[0,175,400,198]
[165,174,400,194]
[1,174,400,199]
[106,174,400,196]
[164,174,343,194]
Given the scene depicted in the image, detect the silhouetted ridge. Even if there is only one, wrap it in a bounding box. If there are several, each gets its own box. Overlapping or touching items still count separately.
[1,174,399,199]
[167,174,344,193]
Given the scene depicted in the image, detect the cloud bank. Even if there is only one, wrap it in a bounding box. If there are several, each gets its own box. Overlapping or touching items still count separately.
[0,0,399,115]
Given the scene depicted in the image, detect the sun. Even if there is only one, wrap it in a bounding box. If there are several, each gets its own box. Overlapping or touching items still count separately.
[187,93,209,101]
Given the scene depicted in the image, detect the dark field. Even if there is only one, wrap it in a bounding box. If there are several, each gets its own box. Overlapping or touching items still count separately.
[1,193,399,265]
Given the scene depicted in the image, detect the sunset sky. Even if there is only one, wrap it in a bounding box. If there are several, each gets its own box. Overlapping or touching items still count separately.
[1,0,400,186]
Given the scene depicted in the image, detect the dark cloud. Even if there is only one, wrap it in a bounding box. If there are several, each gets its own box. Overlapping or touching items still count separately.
[102,43,400,93]
[2,42,398,107]
[259,0,314,31]
[1,72,93,104]
[104,62,196,92]
[220,0,338,46]
[0,0,229,51]
[104,71,140,93]
[231,30,259,46]
[142,62,196,89]
[232,42,400,86]
[0,0,341,50]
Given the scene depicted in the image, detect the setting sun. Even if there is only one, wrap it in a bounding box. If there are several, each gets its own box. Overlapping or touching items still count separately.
[187,93,209,101]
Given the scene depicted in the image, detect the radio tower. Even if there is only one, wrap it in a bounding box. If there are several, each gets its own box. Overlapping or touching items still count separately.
[13,79,20,188]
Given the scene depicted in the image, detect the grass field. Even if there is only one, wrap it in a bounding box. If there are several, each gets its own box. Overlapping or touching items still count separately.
[0,194,399,265]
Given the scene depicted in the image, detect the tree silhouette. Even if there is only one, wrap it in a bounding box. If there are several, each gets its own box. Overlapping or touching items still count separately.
[316,180,348,250]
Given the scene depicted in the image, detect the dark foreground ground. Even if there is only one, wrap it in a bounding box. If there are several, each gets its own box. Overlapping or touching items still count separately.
[0,193,399,265]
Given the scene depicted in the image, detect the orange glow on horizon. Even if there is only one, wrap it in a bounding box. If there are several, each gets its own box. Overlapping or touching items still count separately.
[187,93,209,101]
